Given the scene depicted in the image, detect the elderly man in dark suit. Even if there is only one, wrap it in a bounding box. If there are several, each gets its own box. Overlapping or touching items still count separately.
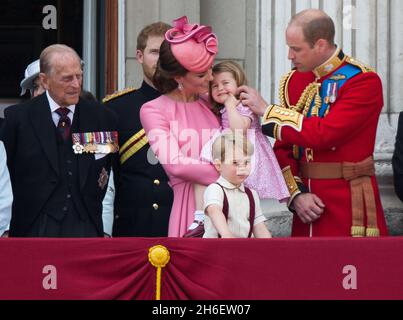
[0,44,118,237]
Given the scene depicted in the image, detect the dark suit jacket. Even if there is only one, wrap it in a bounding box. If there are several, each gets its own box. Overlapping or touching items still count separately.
[393,112,403,202]
[104,82,173,237]
[0,93,118,236]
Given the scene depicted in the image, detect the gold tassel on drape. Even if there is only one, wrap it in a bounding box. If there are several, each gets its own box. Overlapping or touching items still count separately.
[148,245,170,300]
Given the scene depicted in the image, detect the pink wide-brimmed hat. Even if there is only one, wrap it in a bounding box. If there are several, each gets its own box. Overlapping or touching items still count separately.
[165,16,218,73]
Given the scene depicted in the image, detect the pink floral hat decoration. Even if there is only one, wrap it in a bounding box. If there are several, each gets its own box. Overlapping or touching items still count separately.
[165,16,218,73]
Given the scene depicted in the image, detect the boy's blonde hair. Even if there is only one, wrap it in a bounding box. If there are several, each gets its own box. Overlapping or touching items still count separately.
[212,131,254,162]
[209,61,248,115]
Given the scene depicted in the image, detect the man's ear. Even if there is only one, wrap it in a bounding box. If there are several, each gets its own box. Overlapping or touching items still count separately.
[136,50,144,64]
[39,73,49,90]
[315,39,328,53]
[213,159,222,172]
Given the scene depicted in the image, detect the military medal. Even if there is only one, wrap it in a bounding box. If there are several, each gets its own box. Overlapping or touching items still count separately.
[325,82,338,104]
[325,83,332,104]
[329,82,338,103]
[83,143,97,153]
[330,74,346,81]
[72,131,119,154]
[98,168,109,189]
[72,143,84,154]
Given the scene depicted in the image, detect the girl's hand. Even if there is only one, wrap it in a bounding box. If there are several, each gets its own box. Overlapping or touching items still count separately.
[224,93,240,109]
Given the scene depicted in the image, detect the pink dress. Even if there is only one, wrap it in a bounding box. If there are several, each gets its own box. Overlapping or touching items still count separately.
[201,103,289,201]
[140,95,220,237]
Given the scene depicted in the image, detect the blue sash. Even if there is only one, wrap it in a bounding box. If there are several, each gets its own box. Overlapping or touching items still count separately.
[298,64,362,160]
[307,64,362,118]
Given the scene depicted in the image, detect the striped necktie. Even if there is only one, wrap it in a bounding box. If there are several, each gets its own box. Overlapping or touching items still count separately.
[55,108,71,141]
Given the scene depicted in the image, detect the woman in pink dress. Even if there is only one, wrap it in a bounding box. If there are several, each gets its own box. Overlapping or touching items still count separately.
[140,16,220,237]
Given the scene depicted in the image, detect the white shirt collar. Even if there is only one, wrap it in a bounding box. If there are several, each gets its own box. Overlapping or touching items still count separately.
[216,176,246,192]
[46,91,76,115]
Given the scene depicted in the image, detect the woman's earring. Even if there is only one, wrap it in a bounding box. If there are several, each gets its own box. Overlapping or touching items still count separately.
[178,83,183,91]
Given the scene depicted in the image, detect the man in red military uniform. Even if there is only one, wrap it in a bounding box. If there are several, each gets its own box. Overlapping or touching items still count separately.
[238,9,388,237]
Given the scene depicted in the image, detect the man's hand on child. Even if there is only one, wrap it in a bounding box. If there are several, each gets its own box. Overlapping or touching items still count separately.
[236,85,268,116]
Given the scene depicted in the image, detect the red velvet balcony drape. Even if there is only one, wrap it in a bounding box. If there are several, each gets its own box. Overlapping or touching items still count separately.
[0,237,402,300]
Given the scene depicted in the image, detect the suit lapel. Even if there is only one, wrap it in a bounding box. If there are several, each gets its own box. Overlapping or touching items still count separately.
[29,94,59,175]
[75,101,96,190]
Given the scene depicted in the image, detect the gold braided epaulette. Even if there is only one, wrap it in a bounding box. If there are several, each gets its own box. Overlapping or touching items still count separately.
[346,57,375,73]
[102,87,136,103]
[279,70,296,108]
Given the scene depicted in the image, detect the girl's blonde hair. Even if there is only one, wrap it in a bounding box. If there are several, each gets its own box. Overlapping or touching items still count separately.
[209,61,248,116]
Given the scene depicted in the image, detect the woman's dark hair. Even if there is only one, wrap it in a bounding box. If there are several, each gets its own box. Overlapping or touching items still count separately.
[153,40,188,94]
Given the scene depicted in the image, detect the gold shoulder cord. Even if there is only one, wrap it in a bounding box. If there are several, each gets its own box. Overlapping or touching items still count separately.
[279,70,295,108]
[102,87,136,103]
[279,70,322,117]
[346,57,375,73]
[295,82,322,117]
[278,70,322,161]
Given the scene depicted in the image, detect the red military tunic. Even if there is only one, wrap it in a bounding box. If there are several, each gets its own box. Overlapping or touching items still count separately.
[264,49,388,237]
